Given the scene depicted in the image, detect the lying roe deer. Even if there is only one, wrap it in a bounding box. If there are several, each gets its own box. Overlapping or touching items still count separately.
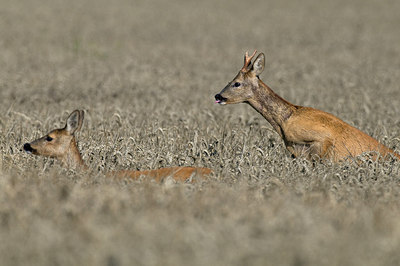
[23,110,212,182]
[215,50,400,162]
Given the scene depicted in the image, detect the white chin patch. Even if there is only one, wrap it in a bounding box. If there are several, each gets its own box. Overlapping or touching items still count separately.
[215,99,227,105]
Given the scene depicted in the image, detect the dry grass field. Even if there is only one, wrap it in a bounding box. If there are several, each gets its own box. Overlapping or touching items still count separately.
[1,0,400,265]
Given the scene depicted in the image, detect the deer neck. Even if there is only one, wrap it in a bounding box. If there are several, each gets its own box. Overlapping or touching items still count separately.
[61,138,87,170]
[247,80,296,139]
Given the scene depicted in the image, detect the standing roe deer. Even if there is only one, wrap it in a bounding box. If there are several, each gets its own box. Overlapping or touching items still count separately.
[23,110,212,182]
[215,50,400,162]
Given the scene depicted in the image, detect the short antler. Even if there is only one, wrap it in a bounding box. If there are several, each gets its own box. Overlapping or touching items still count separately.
[241,50,257,72]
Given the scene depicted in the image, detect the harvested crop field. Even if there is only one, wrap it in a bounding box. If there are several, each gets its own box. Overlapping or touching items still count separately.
[1,0,400,265]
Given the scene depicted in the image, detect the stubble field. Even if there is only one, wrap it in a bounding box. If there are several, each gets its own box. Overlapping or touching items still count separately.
[1,0,400,265]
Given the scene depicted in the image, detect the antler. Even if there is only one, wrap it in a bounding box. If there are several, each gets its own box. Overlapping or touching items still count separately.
[240,50,257,72]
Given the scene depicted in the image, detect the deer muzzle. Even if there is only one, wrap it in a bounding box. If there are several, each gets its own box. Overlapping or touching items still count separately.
[23,143,36,154]
[215,94,227,104]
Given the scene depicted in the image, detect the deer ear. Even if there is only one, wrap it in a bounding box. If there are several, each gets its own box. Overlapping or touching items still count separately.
[65,110,84,135]
[251,53,265,76]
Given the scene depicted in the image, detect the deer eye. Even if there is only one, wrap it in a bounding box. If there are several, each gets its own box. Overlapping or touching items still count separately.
[233,82,241,87]
[46,136,53,142]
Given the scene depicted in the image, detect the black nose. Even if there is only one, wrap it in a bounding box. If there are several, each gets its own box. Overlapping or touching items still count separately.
[215,94,227,102]
[24,143,33,152]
